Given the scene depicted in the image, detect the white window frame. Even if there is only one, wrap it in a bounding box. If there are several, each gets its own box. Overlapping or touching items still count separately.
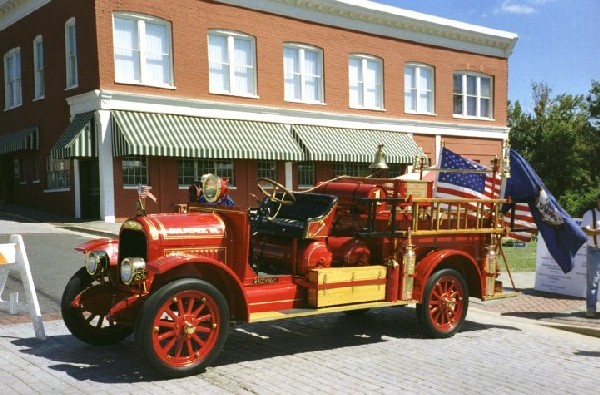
[207,30,257,97]
[348,54,383,110]
[113,12,174,88]
[404,63,434,114]
[4,47,22,110]
[122,155,149,187]
[33,35,45,100]
[283,43,324,104]
[65,17,78,89]
[453,72,493,119]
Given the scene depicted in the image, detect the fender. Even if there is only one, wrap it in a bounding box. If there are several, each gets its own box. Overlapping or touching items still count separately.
[74,238,119,253]
[74,238,120,264]
[147,254,250,321]
[413,249,482,300]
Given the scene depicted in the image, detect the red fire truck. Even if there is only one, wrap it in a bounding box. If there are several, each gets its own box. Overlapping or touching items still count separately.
[61,169,511,378]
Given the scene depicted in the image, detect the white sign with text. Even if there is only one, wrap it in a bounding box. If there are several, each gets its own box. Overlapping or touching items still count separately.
[535,234,587,298]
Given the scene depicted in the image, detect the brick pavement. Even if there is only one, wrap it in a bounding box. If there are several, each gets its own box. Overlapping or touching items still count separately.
[1,301,599,394]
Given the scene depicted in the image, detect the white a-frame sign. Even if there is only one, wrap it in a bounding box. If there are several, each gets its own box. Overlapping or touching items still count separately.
[0,234,46,340]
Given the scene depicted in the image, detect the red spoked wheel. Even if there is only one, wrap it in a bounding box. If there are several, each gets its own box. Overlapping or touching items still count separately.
[135,278,229,378]
[416,268,468,338]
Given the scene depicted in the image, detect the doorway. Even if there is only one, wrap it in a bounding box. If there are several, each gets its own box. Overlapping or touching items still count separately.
[79,159,100,219]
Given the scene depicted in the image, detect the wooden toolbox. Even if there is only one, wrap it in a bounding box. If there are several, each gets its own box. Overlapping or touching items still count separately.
[307,265,387,308]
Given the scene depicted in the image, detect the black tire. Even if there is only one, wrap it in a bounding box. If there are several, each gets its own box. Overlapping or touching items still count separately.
[61,268,133,345]
[416,268,468,338]
[135,278,229,378]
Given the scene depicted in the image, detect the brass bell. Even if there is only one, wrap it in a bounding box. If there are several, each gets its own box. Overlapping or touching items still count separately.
[368,144,388,169]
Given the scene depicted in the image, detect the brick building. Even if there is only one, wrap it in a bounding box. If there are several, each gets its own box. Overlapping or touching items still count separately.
[0,0,517,221]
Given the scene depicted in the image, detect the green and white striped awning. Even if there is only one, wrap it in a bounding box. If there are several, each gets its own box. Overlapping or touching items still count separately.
[0,127,39,155]
[111,111,304,161]
[50,112,96,159]
[292,125,424,163]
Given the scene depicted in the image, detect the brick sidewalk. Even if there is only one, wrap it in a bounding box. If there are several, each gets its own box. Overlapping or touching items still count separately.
[471,288,600,331]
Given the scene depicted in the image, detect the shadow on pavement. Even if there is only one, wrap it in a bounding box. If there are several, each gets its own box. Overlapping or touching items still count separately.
[10,306,521,383]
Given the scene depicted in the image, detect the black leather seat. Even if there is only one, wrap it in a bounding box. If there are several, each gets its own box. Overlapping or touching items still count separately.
[256,192,338,238]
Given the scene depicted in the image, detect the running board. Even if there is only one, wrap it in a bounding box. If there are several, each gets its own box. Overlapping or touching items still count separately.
[249,300,411,322]
[482,291,521,301]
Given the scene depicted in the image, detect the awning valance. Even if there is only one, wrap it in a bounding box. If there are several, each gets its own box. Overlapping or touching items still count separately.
[292,125,424,163]
[111,111,304,161]
[50,112,96,159]
[0,127,39,155]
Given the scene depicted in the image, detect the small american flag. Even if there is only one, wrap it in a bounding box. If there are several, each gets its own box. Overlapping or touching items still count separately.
[435,147,536,241]
[138,184,157,203]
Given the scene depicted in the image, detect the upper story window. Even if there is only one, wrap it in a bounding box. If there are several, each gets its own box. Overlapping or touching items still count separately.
[404,63,434,114]
[65,18,78,89]
[283,43,323,104]
[33,36,45,100]
[3,47,22,109]
[113,13,173,87]
[348,54,383,110]
[453,73,493,119]
[208,30,256,97]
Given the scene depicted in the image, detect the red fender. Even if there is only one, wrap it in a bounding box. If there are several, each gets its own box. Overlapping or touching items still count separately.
[74,238,119,253]
[146,254,249,321]
[413,249,482,301]
[74,238,119,264]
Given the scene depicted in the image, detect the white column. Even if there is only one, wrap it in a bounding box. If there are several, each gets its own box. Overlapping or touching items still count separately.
[97,110,116,223]
[73,159,81,218]
[435,134,442,166]
[284,162,293,190]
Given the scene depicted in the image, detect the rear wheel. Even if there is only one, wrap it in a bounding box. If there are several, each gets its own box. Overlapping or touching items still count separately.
[135,278,229,378]
[416,268,468,338]
[61,268,133,345]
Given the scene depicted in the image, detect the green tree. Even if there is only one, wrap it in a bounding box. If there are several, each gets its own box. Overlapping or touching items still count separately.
[508,82,600,216]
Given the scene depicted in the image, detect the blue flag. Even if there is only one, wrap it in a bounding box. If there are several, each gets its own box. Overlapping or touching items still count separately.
[504,149,586,273]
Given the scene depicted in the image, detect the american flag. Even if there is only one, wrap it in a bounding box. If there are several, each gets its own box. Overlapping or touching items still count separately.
[138,184,157,202]
[435,147,536,241]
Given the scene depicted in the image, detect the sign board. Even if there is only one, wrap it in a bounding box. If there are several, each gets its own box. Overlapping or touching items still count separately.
[0,235,46,340]
[534,219,586,297]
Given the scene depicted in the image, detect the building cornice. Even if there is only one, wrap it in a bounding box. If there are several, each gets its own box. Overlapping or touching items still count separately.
[67,90,509,141]
[214,0,518,58]
[0,0,51,31]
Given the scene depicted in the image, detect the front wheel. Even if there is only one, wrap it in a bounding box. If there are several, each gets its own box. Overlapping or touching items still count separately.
[61,268,133,345]
[416,268,468,338]
[135,278,229,378]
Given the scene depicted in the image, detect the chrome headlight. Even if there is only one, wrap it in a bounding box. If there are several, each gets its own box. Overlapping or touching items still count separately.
[85,251,109,276]
[120,257,146,285]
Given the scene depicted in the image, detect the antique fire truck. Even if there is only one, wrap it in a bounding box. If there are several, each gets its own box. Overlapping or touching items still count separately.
[61,165,512,378]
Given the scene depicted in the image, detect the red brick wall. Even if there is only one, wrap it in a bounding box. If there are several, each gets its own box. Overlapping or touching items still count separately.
[1,0,510,216]
[94,0,509,127]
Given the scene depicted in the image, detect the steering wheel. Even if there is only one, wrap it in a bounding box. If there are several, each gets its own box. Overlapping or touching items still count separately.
[256,177,296,205]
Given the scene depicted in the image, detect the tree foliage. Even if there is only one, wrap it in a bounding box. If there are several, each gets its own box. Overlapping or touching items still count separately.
[508,80,600,216]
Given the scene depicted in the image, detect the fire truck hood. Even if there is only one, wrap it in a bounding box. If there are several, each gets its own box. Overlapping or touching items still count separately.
[128,212,226,242]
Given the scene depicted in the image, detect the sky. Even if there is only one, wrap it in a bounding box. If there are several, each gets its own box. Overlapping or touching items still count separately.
[376,0,599,111]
